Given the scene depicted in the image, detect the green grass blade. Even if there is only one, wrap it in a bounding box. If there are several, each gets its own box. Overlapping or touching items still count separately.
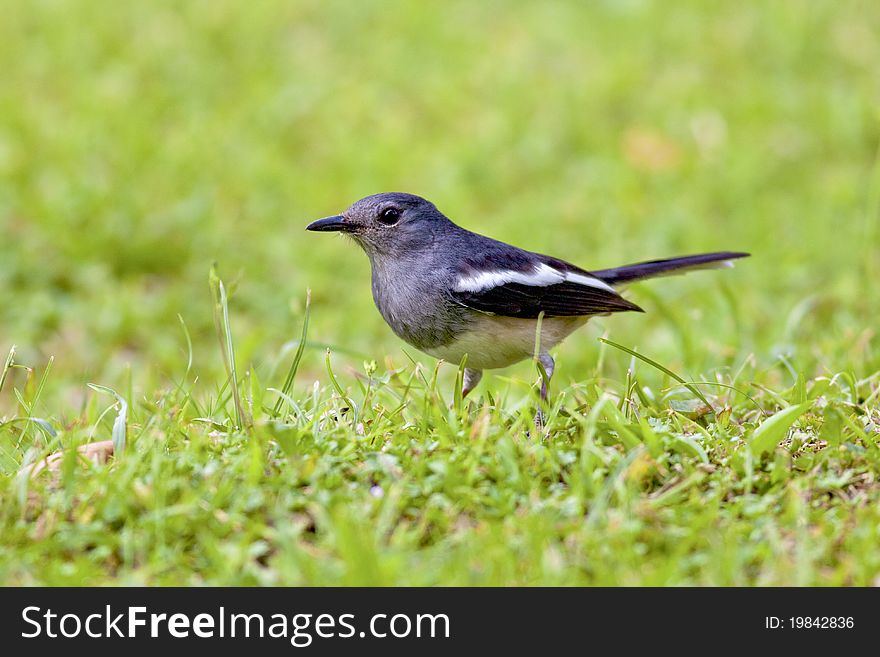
[87,383,128,454]
[11,356,53,447]
[453,353,468,414]
[177,313,193,376]
[677,381,762,411]
[209,264,246,431]
[273,289,311,417]
[325,349,357,421]
[598,337,714,412]
[0,345,15,393]
[750,402,809,457]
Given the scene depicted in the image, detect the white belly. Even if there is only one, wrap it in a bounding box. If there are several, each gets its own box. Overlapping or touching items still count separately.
[423,315,589,370]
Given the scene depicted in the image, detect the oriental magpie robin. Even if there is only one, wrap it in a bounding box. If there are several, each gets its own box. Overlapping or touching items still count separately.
[307,192,748,401]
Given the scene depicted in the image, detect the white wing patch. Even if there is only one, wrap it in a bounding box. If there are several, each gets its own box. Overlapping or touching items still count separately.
[564,270,617,291]
[455,262,615,294]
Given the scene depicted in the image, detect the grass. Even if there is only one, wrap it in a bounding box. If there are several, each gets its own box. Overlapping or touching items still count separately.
[1,0,879,585]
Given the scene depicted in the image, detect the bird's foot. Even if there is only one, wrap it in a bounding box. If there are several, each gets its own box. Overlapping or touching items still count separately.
[534,407,546,431]
[461,367,483,401]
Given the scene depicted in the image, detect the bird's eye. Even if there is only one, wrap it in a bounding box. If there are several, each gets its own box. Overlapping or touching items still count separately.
[377,207,401,225]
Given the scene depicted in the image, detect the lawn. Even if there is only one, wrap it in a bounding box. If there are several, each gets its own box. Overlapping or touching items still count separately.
[1,0,879,585]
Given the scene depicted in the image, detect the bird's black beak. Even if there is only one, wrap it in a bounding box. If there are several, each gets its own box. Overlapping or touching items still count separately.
[306,215,353,233]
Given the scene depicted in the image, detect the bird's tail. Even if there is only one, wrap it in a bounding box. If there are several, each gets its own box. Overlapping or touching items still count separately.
[591,251,750,287]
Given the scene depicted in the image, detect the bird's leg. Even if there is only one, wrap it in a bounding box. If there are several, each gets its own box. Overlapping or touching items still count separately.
[538,351,555,402]
[462,367,483,399]
[534,351,555,430]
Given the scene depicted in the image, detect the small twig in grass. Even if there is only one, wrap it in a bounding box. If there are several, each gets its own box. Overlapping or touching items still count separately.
[20,439,115,478]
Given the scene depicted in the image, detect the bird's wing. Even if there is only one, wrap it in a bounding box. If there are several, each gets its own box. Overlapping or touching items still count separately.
[448,254,643,318]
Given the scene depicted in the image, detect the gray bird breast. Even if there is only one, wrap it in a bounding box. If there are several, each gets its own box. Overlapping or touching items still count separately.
[369,256,472,352]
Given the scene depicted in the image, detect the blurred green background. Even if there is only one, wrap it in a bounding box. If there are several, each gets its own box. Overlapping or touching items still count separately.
[3,0,880,588]
[1,0,878,410]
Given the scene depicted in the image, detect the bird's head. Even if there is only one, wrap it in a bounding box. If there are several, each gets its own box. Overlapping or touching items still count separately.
[306,192,450,258]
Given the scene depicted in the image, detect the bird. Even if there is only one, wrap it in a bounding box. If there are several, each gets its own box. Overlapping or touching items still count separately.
[307,192,748,403]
